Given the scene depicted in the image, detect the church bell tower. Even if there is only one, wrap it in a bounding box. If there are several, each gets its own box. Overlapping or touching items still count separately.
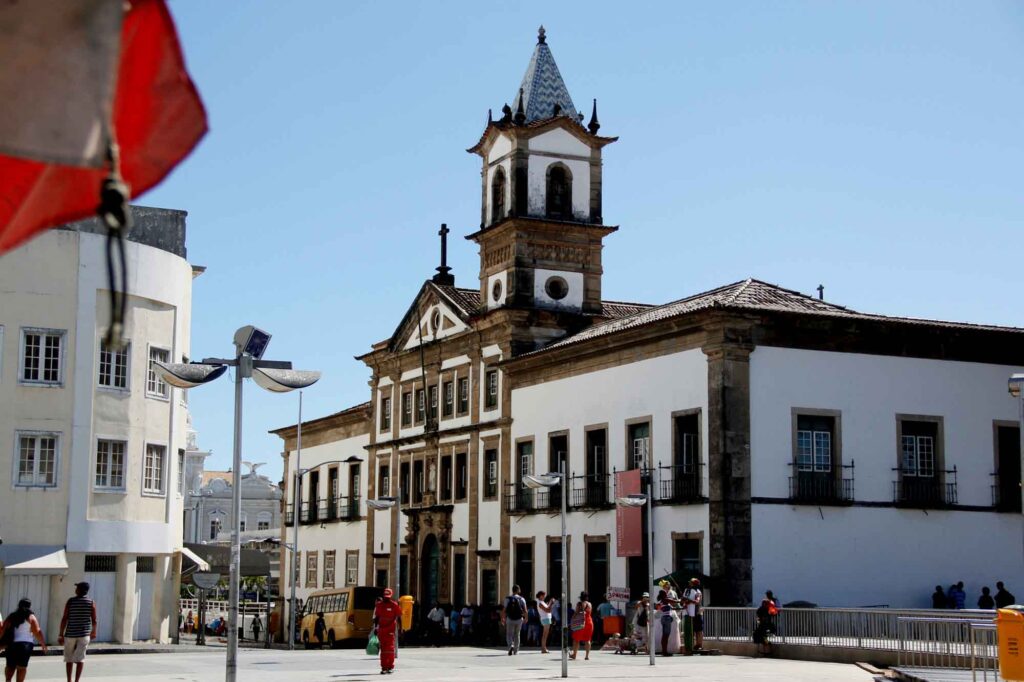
[466,27,618,348]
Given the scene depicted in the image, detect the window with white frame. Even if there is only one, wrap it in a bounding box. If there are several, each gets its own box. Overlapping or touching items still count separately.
[98,339,129,389]
[95,439,126,490]
[345,551,358,586]
[257,512,271,531]
[21,329,64,384]
[306,552,318,588]
[796,415,834,472]
[177,449,185,494]
[323,550,336,588]
[147,347,170,398]
[143,443,166,494]
[628,422,650,470]
[457,377,469,414]
[16,432,58,487]
[517,441,533,486]
[443,381,453,418]
[210,517,222,540]
[239,513,247,532]
[485,369,498,409]
[901,429,935,477]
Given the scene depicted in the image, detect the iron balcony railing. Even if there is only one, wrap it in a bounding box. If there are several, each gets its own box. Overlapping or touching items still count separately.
[569,473,612,508]
[657,462,704,503]
[788,461,854,505]
[284,507,294,527]
[991,471,1022,513]
[892,466,957,507]
[503,484,553,514]
[290,497,360,525]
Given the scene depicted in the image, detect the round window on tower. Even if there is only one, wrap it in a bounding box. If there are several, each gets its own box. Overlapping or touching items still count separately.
[491,279,503,303]
[431,309,442,333]
[545,276,569,301]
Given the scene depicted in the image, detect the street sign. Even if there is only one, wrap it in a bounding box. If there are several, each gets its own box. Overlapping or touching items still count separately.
[606,586,631,603]
[193,572,221,590]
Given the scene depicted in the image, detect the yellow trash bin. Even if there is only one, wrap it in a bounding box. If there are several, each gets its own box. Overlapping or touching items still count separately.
[998,607,1024,681]
[399,595,415,631]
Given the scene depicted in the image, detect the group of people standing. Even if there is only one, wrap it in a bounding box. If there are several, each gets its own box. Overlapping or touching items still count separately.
[498,585,596,660]
[625,578,703,657]
[931,581,1015,610]
[0,582,97,682]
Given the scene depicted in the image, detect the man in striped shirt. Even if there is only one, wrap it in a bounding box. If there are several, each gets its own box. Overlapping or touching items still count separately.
[58,582,97,682]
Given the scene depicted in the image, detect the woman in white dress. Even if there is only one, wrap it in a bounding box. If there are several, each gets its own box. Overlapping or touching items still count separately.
[652,590,681,655]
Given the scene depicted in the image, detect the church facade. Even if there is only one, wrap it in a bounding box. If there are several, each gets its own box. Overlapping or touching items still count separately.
[273,29,1023,622]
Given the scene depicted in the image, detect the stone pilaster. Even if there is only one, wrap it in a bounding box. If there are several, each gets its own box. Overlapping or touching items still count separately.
[703,334,753,606]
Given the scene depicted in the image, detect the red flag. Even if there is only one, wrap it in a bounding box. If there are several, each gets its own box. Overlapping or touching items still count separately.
[616,469,643,557]
[0,0,207,253]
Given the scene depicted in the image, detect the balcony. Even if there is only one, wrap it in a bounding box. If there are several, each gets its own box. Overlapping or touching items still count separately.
[286,496,361,526]
[992,472,1023,513]
[657,463,704,504]
[569,474,613,509]
[892,467,957,507]
[503,484,554,514]
[788,462,854,505]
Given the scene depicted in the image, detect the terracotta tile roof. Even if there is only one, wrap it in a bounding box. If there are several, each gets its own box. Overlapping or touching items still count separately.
[433,284,481,317]
[527,278,1024,356]
[269,401,371,435]
[600,300,655,319]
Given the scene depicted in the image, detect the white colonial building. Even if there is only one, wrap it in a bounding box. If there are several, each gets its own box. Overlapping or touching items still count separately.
[0,207,201,643]
[273,29,1023,634]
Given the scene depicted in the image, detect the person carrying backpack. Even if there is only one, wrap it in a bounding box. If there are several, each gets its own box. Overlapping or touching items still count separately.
[501,585,528,655]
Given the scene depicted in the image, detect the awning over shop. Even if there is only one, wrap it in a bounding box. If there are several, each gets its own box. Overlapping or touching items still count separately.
[0,545,69,576]
[179,546,210,573]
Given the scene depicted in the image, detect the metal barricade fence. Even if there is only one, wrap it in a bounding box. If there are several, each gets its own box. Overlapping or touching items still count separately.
[703,607,996,657]
[970,621,1000,682]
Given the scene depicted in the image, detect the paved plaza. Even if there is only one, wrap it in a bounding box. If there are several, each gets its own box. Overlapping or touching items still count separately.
[23,646,877,681]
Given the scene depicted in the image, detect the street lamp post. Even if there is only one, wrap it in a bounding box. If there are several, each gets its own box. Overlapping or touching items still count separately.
[522,469,567,679]
[151,325,320,682]
[616,493,655,666]
[368,485,401,657]
[288,391,303,651]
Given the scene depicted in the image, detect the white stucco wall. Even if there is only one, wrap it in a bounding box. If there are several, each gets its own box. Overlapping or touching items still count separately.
[526,128,591,221]
[510,349,711,594]
[532,268,584,312]
[749,346,1024,607]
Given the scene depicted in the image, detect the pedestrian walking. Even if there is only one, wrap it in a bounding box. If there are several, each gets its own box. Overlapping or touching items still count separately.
[536,591,553,653]
[931,586,946,609]
[313,612,327,648]
[631,593,650,653]
[569,591,593,661]
[996,582,1016,609]
[250,614,262,643]
[372,588,401,675]
[753,593,779,655]
[2,598,48,682]
[681,577,703,653]
[459,604,474,643]
[58,582,96,682]
[501,585,528,655]
[978,587,995,610]
[426,603,445,646]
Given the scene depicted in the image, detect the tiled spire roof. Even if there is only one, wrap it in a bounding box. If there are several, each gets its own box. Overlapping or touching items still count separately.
[514,26,578,124]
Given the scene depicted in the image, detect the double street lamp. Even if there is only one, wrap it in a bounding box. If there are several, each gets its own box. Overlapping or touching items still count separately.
[151,325,320,682]
[522,470,568,679]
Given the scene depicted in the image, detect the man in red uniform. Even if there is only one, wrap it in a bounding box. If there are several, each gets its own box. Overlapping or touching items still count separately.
[373,588,401,675]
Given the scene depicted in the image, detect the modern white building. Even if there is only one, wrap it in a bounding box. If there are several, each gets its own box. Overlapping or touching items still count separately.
[0,207,200,642]
[273,29,1024,632]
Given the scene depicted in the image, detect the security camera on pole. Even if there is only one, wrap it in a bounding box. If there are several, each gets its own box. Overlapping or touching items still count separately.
[151,325,320,682]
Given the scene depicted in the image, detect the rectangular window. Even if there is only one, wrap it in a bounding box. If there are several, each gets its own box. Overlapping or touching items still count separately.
[674,537,701,575]
[147,347,170,398]
[16,432,58,487]
[323,550,336,588]
[455,452,467,500]
[400,462,410,505]
[457,377,469,415]
[428,385,438,420]
[239,515,247,532]
[95,439,126,490]
[257,519,270,531]
[484,448,498,499]
[796,415,834,473]
[379,464,390,497]
[673,413,699,472]
[416,388,425,423]
[413,460,424,503]
[442,381,454,418]
[345,550,359,586]
[380,396,391,430]
[306,552,318,588]
[440,455,452,501]
[177,449,185,494]
[517,441,533,485]
[98,340,129,389]
[21,329,64,384]
[485,370,498,409]
[628,422,650,470]
[401,392,412,427]
[514,542,534,598]
[143,443,166,494]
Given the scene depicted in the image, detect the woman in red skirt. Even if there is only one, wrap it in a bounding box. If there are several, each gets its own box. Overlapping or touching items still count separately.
[570,591,594,661]
[373,588,401,675]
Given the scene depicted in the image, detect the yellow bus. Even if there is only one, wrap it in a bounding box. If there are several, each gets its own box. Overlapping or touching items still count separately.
[300,586,384,647]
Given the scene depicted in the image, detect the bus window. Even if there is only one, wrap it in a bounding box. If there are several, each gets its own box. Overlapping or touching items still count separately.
[339,592,350,612]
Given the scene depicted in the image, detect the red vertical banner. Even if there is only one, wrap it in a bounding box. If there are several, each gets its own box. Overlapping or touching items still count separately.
[616,469,643,557]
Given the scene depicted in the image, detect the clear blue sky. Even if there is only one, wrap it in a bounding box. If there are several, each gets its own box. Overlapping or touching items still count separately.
[149,1,1024,482]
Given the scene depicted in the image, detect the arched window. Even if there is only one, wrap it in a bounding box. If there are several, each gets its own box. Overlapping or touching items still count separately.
[491,167,506,223]
[546,164,572,219]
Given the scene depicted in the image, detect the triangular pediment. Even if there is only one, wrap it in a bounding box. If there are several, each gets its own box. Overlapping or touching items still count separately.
[389,281,476,352]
